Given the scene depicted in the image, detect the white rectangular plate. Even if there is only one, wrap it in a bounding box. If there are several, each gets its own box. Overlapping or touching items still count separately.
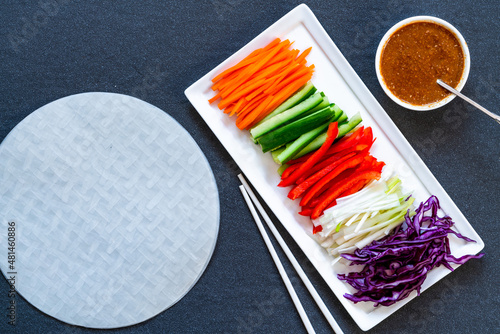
[184,4,484,331]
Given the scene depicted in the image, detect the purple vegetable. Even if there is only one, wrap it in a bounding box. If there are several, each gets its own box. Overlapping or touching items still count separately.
[338,195,484,307]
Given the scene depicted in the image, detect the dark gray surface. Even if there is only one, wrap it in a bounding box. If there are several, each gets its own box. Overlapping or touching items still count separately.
[0,1,498,333]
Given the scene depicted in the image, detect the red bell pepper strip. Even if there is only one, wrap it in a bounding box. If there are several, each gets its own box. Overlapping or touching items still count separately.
[281,163,301,179]
[295,155,342,185]
[310,156,383,209]
[360,127,373,145]
[325,126,364,155]
[310,170,382,219]
[301,169,358,218]
[286,126,372,166]
[286,151,313,166]
[287,152,357,200]
[304,167,359,206]
[372,160,385,173]
[310,167,376,228]
[278,122,339,187]
[321,130,374,161]
[321,201,337,215]
[298,208,312,216]
[308,198,320,208]
[334,143,370,158]
[294,129,373,183]
[312,225,323,234]
[306,155,381,206]
[295,148,361,185]
[299,149,369,206]
[319,126,372,159]
[301,155,383,219]
[357,155,377,170]
[338,179,369,198]
[286,127,361,166]
[357,155,385,173]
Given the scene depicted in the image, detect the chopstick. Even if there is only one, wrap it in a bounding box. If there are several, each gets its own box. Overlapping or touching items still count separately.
[239,185,316,334]
[238,174,344,334]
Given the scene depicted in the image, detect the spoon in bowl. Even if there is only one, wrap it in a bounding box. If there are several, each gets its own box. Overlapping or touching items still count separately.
[437,79,500,125]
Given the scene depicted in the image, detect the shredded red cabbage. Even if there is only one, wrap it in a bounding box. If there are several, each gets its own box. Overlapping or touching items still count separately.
[338,195,484,307]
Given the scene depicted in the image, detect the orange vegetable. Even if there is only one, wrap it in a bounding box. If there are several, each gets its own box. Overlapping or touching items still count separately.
[296,47,312,63]
[209,38,314,128]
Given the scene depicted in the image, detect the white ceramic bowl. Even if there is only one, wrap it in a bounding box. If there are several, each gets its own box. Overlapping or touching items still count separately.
[375,16,470,111]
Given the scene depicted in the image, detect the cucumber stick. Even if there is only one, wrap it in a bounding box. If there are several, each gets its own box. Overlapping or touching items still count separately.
[250,92,325,139]
[304,96,330,115]
[257,82,316,124]
[337,112,362,136]
[251,96,331,144]
[293,112,362,158]
[276,108,343,164]
[271,147,285,164]
[285,97,331,125]
[257,107,334,153]
[336,111,348,124]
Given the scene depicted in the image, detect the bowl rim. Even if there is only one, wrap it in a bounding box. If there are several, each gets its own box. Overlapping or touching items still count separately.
[375,15,471,111]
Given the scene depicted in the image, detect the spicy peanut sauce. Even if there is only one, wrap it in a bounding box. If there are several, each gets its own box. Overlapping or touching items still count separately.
[380,22,465,106]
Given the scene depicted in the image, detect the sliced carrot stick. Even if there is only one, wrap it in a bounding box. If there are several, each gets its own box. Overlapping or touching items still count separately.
[218,77,268,109]
[249,56,295,85]
[264,72,313,112]
[209,38,314,126]
[272,64,314,94]
[232,39,291,88]
[211,39,281,86]
[221,57,292,100]
[211,45,270,84]
[261,37,282,51]
[246,99,277,128]
[247,103,276,128]
[229,98,246,117]
[213,78,243,96]
[262,62,302,93]
[218,50,287,100]
[236,94,274,130]
[212,70,241,91]
[219,76,269,107]
[263,61,313,95]
[237,94,267,118]
[245,79,276,102]
[242,61,295,102]
[223,104,234,115]
[208,91,222,104]
[295,46,312,63]
[237,94,272,128]
[261,47,298,69]
[211,57,254,85]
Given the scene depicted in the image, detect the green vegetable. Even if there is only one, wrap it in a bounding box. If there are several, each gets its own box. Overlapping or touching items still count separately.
[271,147,285,164]
[250,92,325,139]
[257,82,316,124]
[306,96,330,114]
[287,96,330,122]
[257,107,334,153]
[294,112,362,158]
[336,111,348,124]
[276,107,343,164]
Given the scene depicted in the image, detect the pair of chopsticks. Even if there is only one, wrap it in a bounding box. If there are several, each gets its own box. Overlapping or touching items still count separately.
[238,174,344,334]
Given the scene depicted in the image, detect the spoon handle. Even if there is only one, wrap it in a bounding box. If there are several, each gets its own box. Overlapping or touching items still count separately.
[437,79,500,125]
